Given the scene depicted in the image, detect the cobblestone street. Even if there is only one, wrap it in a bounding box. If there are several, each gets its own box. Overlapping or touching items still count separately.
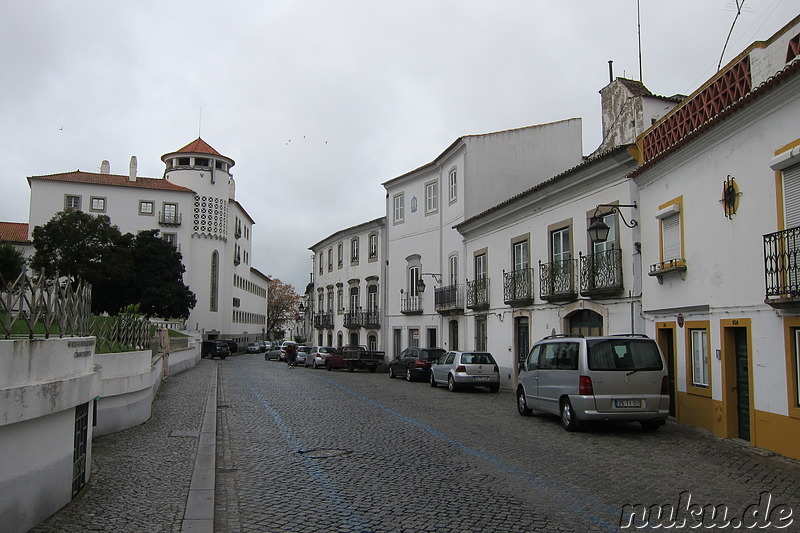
[29,355,800,532]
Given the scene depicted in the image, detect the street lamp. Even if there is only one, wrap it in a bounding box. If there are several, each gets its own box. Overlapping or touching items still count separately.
[588,203,638,243]
[416,273,442,293]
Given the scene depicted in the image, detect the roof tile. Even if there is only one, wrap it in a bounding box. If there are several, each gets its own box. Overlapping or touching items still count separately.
[27,171,195,193]
[0,222,30,243]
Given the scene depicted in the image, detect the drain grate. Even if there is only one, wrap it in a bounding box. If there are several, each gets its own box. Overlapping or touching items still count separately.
[297,448,352,459]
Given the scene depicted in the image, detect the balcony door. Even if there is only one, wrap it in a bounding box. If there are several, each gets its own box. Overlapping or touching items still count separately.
[783,165,800,288]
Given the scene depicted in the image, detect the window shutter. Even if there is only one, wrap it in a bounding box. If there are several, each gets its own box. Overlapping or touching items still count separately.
[783,164,800,228]
[662,213,681,261]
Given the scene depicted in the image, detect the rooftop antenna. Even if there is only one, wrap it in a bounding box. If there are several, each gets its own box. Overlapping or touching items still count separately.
[198,107,202,139]
[718,0,746,71]
[637,0,643,82]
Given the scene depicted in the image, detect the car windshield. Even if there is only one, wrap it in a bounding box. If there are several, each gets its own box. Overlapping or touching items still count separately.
[461,352,495,364]
[318,347,335,354]
[587,339,663,371]
[299,347,310,353]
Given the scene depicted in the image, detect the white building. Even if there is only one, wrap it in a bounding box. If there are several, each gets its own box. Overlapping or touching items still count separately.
[24,138,269,343]
[381,120,585,360]
[310,217,385,350]
[629,16,800,460]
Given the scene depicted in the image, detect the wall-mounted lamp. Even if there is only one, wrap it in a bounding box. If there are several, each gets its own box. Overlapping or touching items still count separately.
[416,273,442,293]
[587,203,638,243]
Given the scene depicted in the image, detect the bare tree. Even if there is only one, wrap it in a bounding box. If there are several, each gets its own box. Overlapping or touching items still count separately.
[266,278,301,339]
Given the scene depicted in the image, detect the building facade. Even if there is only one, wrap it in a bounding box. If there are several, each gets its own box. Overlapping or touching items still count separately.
[25,138,269,343]
[381,120,585,361]
[310,217,385,350]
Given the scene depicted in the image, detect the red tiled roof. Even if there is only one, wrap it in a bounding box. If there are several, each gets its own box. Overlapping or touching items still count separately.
[27,171,196,193]
[174,138,222,156]
[0,222,30,243]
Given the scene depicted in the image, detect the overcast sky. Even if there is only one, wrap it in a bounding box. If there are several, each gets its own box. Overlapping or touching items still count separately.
[1,1,796,292]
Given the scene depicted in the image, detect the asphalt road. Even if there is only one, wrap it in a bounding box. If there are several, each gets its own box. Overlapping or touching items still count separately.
[214,354,800,532]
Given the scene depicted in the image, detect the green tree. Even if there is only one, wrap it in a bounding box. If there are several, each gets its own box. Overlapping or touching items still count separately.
[31,210,132,313]
[128,230,196,319]
[0,243,26,285]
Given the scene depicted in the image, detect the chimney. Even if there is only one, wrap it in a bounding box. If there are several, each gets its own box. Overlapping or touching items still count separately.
[129,156,137,182]
[100,160,110,174]
[608,60,614,83]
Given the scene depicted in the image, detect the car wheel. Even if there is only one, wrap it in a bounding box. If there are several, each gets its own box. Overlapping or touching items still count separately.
[388,367,395,379]
[488,384,499,393]
[517,388,532,416]
[405,368,413,382]
[560,398,580,432]
[430,372,437,387]
[447,375,459,393]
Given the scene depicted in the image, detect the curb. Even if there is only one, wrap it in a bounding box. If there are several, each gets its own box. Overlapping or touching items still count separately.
[181,361,217,532]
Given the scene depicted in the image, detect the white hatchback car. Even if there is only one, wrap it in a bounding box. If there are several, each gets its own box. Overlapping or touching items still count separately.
[430,351,500,392]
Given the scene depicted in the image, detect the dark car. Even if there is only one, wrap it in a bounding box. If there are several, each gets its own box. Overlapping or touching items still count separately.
[388,347,446,381]
[201,340,230,360]
[223,339,238,353]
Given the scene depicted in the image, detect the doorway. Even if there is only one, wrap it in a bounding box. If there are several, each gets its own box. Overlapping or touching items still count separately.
[657,325,677,417]
[515,316,529,366]
[568,309,603,336]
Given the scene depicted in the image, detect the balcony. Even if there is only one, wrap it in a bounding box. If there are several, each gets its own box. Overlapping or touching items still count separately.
[362,310,381,329]
[434,284,463,315]
[233,252,241,266]
[539,259,577,302]
[343,310,362,329]
[503,268,534,306]
[580,249,624,298]
[467,278,490,310]
[313,312,333,329]
[158,212,182,226]
[401,295,423,314]
[764,227,800,309]
[648,258,687,284]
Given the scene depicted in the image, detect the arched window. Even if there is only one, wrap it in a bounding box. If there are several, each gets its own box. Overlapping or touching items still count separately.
[210,251,219,312]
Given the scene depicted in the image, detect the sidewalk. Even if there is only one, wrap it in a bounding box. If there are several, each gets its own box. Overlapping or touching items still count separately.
[30,360,218,533]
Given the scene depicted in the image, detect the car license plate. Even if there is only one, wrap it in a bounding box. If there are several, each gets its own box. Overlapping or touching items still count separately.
[474,376,489,381]
[614,399,642,408]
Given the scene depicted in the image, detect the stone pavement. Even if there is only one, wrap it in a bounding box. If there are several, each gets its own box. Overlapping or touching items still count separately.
[29,359,218,533]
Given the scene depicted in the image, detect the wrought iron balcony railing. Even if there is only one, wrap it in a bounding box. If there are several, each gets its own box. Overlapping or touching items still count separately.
[401,295,423,314]
[158,212,182,226]
[344,310,362,328]
[764,227,800,304]
[434,284,463,314]
[503,268,534,306]
[313,312,333,329]
[580,249,624,297]
[539,259,577,302]
[467,277,490,309]
[362,309,381,328]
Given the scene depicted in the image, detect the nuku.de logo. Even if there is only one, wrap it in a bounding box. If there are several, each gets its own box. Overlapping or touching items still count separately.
[619,491,793,529]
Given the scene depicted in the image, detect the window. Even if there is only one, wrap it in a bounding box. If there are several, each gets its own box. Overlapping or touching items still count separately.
[369,234,378,259]
[163,203,178,224]
[449,255,458,286]
[319,252,323,275]
[448,168,457,203]
[349,286,359,311]
[409,328,420,348]
[592,213,617,255]
[794,329,800,408]
[655,199,683,267]
[210,251,219,312]
[328,249,333,271]
[318,293,324,314]
[368,285,378,311]
[551,226,571,278]
[139,200,154,215]
[409,266,421,297]
[338,243,343,267]
[475,253,487,279]
[327,290,334,312]
[65,195,81,210]
[351,238,359,263]
[393,194,405,223]
[163,233,177,247]
[337,285,344,311]
[513,240,529,271]
[425,181,438,214]
[690,329,709,388]
[90,197,106,212]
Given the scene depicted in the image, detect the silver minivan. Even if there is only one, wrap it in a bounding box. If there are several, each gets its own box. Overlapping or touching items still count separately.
[517,334,669,431]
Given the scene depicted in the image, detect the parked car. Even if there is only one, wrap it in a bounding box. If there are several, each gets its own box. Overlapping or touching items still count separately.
[201,340,230,360]
[306,346,336,368]
[268,340,297,361]
[430,351,499,392]
[223,339,238,353]
[388,347,446,381]
[296,346,311,366]
[246,342,262,354]
[516,334,669,432]
[324,345,383,372]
